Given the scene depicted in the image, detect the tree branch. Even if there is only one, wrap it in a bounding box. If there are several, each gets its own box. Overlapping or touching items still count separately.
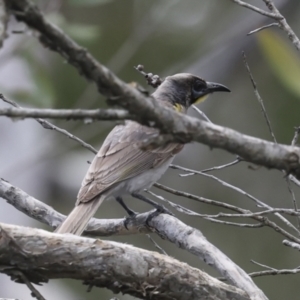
[230,0,300,51]
[283,240,300,251]
[0,178,149,237]
[0,94,99,154]
[146,214,267,300]
[0,106,131,120]
[3,0,300,181]
[262,0,300,51]
[0,178,267,299]
[229,0,281,20]
[0,223,251,300]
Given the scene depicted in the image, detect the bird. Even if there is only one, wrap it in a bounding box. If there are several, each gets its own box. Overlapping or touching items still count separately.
[55,73,230,235]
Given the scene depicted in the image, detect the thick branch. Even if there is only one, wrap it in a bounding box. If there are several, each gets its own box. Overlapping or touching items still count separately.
[6,0,168,129]
[151,123,300,180]
[0,223,250,300]
[146,214,267,300]
[0,178,267,299]
[4,0,300,180]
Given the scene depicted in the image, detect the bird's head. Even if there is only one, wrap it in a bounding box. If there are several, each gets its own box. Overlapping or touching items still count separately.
[152,73,230,113]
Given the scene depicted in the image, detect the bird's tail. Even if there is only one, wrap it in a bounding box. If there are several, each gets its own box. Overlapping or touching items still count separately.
[54,195,106,235]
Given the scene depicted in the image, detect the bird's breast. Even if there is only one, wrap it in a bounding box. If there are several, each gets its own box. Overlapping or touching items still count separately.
[125,156,175,193]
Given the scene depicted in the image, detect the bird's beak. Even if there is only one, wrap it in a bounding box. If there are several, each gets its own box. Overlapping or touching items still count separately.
[192,81,230,105]
[206,82,231,93]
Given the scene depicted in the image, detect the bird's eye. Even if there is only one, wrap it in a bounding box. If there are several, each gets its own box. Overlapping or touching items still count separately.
[193,79,206,92]
[191,79,209,104]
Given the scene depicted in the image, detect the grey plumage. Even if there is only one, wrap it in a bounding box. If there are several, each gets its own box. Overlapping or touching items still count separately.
[55,73,230,235]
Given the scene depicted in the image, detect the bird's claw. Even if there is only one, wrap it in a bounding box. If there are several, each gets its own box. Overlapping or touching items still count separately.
[123,211,138,230]
[155,204,174,216]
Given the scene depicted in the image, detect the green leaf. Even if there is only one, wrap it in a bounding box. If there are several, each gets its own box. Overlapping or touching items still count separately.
[257,30,300,98]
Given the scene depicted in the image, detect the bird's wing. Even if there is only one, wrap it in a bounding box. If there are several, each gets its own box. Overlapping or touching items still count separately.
[76,121,183,204]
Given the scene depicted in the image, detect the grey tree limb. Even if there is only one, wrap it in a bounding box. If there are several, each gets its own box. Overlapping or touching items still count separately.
[0,107,130,120]
[0,223,251,300]
[0,178,268,299]
[4,0,300,181]
[282,240,300,251]
[146,214,267,300]
[0,178,148,237]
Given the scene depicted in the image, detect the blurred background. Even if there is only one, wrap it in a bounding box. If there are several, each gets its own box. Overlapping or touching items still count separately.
[1,0,300,299]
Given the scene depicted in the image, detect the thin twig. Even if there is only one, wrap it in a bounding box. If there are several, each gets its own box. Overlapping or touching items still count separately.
[153,182,300,243]
[287,128,300,229]
[171,159,241,176]
[175,165,271,211]
[220,267,300,280]
[231,0,300,51]
[262,0,300,51]
[242,52,277,143]
[289,174,300,188]
[181,209,300,219]
[230,0,283,20]
[250,260,276,271]
[291,126,300,146]
[12,271,46,300]
[247,23,279,35]
[134,64,163,88]
[203,218,263,228]
[249,268,300,278]
[179,165,300,234]
[147,190,263,228]
[146,234,168,255]
[243,53,300,228]
[191,105,212,123]
[153,182,250,214]
[285,178,300,229]
[0,94,98,154]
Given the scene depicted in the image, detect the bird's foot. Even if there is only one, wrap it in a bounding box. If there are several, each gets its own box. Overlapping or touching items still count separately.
[131,193,174,216]
[123,211,139,230]
[153,203,174,216]
[145,206,174,228]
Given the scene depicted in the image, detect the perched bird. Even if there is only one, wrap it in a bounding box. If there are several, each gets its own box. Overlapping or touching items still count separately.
[55,73,230,235]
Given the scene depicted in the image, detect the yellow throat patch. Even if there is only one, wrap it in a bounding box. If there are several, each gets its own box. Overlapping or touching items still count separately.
[174,103,185,112]
[194,94,209,105]
[173,95,209,112]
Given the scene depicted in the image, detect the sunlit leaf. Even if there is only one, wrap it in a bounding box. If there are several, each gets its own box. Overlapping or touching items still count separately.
[257,30,300,98]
